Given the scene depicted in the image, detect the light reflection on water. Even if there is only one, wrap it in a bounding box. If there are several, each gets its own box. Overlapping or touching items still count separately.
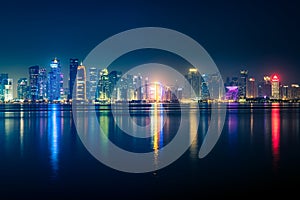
[0,103,299,184]
[271,104,280,172]
[48,106,60,179]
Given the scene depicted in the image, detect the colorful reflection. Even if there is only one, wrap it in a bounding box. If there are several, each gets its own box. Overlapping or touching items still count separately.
[271,104,280,171]
[48,106,60,179]
[228,111,238,147]
[151,104,164,165]
[20,111,24,157]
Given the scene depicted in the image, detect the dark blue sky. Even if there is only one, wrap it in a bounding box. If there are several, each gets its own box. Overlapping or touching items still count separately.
[1,0,299,87]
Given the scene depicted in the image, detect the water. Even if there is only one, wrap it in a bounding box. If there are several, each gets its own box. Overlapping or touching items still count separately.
[0,103,299,198]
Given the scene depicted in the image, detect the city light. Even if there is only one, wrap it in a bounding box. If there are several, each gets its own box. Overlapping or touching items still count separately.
[0,62,300,103]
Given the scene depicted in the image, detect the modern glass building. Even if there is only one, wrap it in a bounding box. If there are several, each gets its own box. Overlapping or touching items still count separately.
[29,66,39,101]
[76,63,87,101]
[271,75,280,99]
[0,73,8,101]
[48,58,64,101]
[239,69,248,99]
[17,78,28,100]
[38,68,48,100]
[69,58,79,99]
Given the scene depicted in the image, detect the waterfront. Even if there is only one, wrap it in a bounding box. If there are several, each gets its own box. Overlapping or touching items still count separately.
[0,103,299,198]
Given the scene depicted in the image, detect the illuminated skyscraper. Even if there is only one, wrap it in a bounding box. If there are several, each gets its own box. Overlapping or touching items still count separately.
[0,73,8,101]
[76,63,87,101]
[258,76,272,98]
[97,69,110,101]
[133,74,143,100]
[185,68,201,99]
[29,65,39,101]
[271,75,280,99]
[144,77,149,100]
[69,58,79,99]
[48,58,64,101]
[281,85,289,100]
[246,77,256,98]
[289,84,300,99]
[17,78,28,100]
[239,70,248,99]
[38,68,48,100]
[4,79,13,102]
[107,70,122,101]
[88,67,98,100]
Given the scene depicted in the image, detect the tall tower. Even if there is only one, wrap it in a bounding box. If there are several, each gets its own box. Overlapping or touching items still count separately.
[17,78,28,100]
[76,63,87,101]
[239,70,248,99]
[48,58,63,101]
[0,73,8,101]
[271,75,280,99]
[38,68,48,100]
[247,77,256,98]
[69,58,79,99]
[29,65,39,101]
[185,68,201,99]
[97,69,110,101]
[88,67,98,100]
[4,79,13,102]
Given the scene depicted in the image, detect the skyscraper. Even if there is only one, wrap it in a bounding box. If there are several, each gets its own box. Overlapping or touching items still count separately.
[4,79,13,102]
[258,76,272,98]
[69,58,79,99]
[0,73,8,102]
[289,84,300,99]
[133,74,142,100]
[108,70,122,101]
[185,68,201,99]
[29,66,39,101]
[76,63,87,101]
[271,75,280,99]
[88,67,98,100]
[239,70,248,99]
[17,78,28,100]
[246,77,256,98]
[97,69,110,101]
[38,68,48,100]
[48,58,63,101]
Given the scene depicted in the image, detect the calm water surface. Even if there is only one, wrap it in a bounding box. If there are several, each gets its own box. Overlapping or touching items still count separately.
[0,103,299,198]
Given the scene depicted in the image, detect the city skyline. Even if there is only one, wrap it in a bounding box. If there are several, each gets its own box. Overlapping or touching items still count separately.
[1,57,299,102]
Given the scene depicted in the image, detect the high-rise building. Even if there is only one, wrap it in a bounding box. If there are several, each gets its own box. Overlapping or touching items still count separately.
[88,67,98,100]
[4,79,13,102]
[17,78,28,100]
[289,84,300,99]
[126,74,134,100]
[239,70,248,99]
[97,69,110,101]
[29,66,39,101]
[246,78,256,98]
[185,68,201,99]
[258,76,272,98]
[0,73,8,101]
[133,74,143,100]
[48,58,64,101]
[76,63,87,101]
[144,77,149,100]
[281,85,289,100]
[38,68,48,100]
[69,58,79,99]
[271,75,280,99]
[108,70,122,101]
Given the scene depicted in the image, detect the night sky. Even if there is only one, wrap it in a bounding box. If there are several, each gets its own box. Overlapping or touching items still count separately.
[1,0,299,91]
